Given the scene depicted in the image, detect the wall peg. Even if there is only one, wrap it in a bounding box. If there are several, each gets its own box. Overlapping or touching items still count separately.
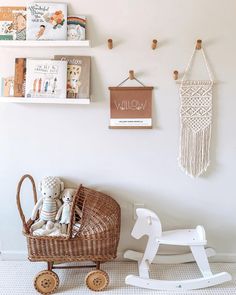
[152,39,158,50]
[196,39,202,50]
[173,70,179,80]
[129,70,135,80]
[108,38,113,49]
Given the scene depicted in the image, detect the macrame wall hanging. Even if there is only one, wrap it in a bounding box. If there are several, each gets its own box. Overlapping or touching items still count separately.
[179,43,214,177]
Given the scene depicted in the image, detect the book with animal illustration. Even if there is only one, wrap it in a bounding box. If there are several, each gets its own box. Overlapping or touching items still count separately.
[1,76,14,96]
[67,16,86,40]
[0,7,26,40]
[54,55,91,98]
[25,59,67,99]
[26,2,67,40]
[14,58,26,97]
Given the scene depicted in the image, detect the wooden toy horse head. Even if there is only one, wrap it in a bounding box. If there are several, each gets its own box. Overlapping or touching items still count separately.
[132,208,162,239]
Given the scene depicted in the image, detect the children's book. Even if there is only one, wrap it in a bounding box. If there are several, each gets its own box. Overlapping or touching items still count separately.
[26,2,67,40]
[54,55,91,98]
[14,58,26,97]
[0,7,26,40]
[67,16,86,40]
[1,77,14,96]
[25,59,67,99]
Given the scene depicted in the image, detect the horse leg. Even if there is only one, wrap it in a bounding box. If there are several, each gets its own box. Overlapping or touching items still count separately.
[139,237,160,278]
[190,245,213,277]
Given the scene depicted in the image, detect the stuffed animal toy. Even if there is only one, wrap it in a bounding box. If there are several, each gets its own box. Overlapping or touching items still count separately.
[55,188,82,235]
[31,176,64,232]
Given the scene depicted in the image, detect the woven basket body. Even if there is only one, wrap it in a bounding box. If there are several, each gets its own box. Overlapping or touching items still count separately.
[17,176,121,263]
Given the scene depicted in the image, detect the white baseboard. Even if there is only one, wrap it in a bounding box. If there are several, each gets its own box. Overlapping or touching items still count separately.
[1,250,236,263]
[209,253,236,263]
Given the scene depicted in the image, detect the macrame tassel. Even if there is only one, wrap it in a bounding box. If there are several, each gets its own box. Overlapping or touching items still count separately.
[178,45,214,177]
[179,124,211,177]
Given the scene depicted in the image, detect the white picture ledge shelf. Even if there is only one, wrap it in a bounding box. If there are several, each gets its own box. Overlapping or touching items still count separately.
[0,97,90,105]
[0,40,91,48]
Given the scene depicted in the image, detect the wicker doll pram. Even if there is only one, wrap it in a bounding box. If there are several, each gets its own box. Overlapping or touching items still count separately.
[16,175,121,294]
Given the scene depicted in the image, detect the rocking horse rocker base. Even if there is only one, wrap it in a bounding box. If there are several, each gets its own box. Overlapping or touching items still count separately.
[124,247,216,265]
[125,272,231,291]
[124,208,232,291]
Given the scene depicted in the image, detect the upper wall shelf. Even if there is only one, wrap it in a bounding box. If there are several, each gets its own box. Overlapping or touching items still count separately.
[0,97,90,105]
[0,40,91,48]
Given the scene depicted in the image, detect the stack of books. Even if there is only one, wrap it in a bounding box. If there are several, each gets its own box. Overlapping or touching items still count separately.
[2,56,91,99]
[0,3,86,41]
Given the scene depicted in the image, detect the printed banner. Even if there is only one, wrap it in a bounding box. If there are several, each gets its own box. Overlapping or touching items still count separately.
[109,87,153,129]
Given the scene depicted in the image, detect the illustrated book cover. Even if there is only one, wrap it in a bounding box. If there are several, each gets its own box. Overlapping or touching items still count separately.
[14,58,26,97]
[0,7,26,40]
[54,55,91,98]
[26,2,67,40]
[67,16,86,40]
[1,77,14,96]
[25,59,67,99]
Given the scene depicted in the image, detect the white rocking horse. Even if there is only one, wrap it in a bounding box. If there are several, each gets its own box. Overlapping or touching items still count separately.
[124,208,232,290]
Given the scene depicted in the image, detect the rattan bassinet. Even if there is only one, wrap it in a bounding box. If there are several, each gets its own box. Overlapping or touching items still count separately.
[16,174,121,294]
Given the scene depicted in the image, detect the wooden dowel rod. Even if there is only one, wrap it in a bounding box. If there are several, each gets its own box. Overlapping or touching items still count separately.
[176,81,216,84]
[53,265,96,270]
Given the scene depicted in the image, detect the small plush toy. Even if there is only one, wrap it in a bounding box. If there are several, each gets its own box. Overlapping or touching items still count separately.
[55,188,82,235]
[31,176,64,232]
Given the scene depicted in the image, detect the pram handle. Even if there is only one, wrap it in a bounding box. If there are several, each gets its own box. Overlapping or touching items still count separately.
[16,174,38,234]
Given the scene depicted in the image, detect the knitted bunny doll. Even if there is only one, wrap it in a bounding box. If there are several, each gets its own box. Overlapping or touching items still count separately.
[31,176,64,232]
[55,188,82,235]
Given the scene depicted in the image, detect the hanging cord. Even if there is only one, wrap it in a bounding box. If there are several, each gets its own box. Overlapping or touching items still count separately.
[201,48,214,82]
[116,76,145,87]
[181,46,214,83]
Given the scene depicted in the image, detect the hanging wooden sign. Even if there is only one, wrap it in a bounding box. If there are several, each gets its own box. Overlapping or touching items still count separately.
[109,87,153,129]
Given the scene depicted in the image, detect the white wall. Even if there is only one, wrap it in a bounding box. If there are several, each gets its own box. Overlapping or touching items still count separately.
[0,0,236,260]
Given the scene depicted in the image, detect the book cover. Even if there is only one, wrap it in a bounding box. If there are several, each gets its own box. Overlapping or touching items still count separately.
[25,59,67,99]
[0,7,26,40]
[26,2,67,40]
[54,55,91,98]
[67,16,86,40]
[2,77,14,96]
[14,58,26,97]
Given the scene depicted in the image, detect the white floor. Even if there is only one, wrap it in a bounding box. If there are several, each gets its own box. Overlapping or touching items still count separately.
[0,261,235,295]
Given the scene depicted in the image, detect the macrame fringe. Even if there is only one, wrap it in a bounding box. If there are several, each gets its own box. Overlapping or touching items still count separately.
[179,124,211,177]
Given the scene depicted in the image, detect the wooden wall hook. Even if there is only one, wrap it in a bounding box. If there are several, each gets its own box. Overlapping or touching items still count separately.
[129,70,135,80]
[196,39,202,50]
[108,39,113,49]
[173,70,179,80]
[152,39,158,50]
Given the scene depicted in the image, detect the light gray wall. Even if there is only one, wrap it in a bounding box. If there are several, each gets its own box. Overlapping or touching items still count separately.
[0,0,235,259]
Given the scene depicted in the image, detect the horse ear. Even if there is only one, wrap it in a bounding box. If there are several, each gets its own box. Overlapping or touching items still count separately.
[136,208,144,217]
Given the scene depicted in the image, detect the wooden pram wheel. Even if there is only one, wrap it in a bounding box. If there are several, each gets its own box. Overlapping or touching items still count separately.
[85,270,109,291]
[34,270,59,295]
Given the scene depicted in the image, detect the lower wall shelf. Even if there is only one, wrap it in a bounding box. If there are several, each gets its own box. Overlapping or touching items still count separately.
[0,97,91,105]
